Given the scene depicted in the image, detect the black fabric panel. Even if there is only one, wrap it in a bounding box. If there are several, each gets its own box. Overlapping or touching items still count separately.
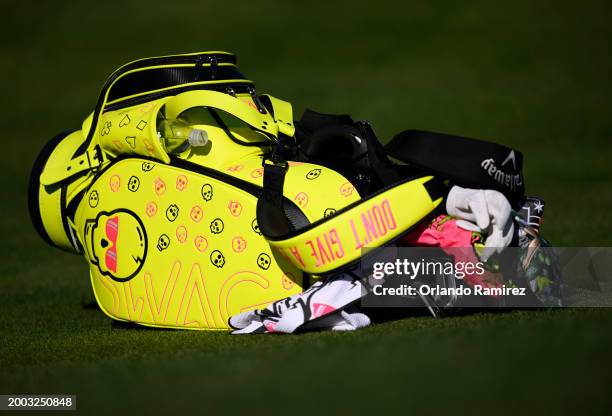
[385,130,525,206]
[257,163,312,239]
[28,130,75,248]
[296,109,355,134]
[103,82,255,113]
[423,177,448,202]
[258,95,275,118]
[107,66,247,102]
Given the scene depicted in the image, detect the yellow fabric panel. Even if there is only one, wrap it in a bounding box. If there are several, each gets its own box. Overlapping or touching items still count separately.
[74,158,304,330]
[269,177,443,274]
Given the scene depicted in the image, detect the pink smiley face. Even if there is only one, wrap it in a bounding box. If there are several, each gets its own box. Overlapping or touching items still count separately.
[154,178,166,195]
[250,167,264,178]
[232,236,247,253]
[228,201,243,217]
[194,235,208,253]
[190,205,203,223]
[294,192,309,208]
[339,182,355,197]
[176,225,188,244]
[176,175,188,191]
[281,272,295,290]
[109,175,121,192]
[145,201,158,217]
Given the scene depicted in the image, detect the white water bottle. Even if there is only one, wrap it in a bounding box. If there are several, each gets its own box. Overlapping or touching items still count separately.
[157,118,208,153]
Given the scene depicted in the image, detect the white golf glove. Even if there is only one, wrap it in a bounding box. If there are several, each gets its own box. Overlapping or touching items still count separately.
[446,185,514,261]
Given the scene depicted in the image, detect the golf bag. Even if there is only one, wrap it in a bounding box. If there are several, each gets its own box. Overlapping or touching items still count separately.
[28,51,539,331]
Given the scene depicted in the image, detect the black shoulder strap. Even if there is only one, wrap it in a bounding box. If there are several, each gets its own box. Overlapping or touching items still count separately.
[385,130,525,206]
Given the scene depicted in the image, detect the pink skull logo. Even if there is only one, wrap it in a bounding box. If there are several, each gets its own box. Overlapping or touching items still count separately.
[294,192,309,208]
[281,272,295,290]
[176,175,188,191]
[109,175,121,192]
[194,235,208,253]
[154,178,166,195]
[176,225,188,244]
[228,201,243,217]
[190,205,203,223]
[232,237,247,253]
[250,167,264,178]
[145,201,158,217]
[339,182,355,197]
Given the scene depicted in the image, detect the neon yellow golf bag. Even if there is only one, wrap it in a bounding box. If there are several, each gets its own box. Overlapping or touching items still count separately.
[28,51,452,330]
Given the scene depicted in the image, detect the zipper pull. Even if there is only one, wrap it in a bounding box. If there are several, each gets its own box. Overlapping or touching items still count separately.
[248,87,267,114]
[209,56,218,80]
[194,56,204,81]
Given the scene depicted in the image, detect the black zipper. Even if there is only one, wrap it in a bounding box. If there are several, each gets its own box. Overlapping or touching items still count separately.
[103,82,256,113]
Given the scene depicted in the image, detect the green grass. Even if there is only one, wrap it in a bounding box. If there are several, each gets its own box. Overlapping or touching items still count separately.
[1,0,612,413]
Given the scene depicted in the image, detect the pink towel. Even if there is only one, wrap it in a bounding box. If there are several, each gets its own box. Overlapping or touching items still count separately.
[401,215,504,292]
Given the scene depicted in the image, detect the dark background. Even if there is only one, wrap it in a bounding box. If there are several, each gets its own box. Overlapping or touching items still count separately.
[1,0,611,414]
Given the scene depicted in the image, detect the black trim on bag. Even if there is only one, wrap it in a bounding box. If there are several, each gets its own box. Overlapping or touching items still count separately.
[385,129,525,206]
[27,130,75,248]
[107,65,247,102]
[103,82,256,113]
[59,184,73,250]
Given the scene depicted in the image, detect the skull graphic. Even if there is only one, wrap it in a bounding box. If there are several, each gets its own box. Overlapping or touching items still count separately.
[257,253,271,270]
[141,161,155,172]
[194,235,208,253]
[190,205,203,223]
[324,208,336,217]
[88,190,99,208]
[209,218,224,234]
[306,168,322,180]
[83,209,147,282]
[145,201,158,218]
[294,192,309,208]
[281,272,295,290]
[339,182,355,197]
[175,175,188,191]
[250,167,264,178]
[109,175,121,192]
[157,234,170,251]
[251,219,261,235]
[201,184,213,202]
[166,204,179,222]
[210,250,226,268]
[154,178,166,195]
[228,201,243,217]
[127,176,140,192]
[232,237,247,253]
[175,225,188,243]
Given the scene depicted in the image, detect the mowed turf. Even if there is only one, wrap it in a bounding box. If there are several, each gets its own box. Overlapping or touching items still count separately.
[1,0,612,413]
